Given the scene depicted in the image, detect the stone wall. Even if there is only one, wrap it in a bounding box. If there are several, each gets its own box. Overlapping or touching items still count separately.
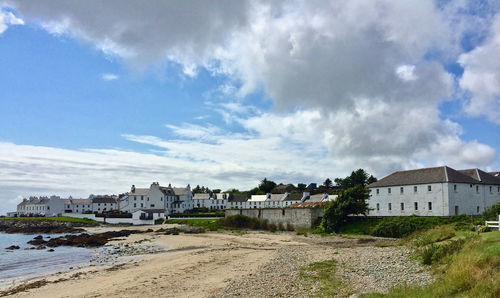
[225,208,323,229]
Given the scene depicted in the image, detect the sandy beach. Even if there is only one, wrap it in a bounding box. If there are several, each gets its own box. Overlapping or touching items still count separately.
[1,225,433,297]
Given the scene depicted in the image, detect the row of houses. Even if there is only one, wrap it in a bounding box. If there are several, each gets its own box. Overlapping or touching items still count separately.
[16,195,118,217]
[15,166,500,219]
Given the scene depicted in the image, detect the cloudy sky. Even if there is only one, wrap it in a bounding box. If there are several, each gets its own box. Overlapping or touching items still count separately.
[0,0,499,214]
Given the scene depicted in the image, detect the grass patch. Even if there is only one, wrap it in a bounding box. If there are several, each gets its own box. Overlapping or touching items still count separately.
[164,218,225,231]
[363,231,500,298]
[0,216,96,224]
[300,260,352,297]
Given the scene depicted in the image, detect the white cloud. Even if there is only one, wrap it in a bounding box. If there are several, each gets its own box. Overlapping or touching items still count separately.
[0,7,23,34]
[101,73,119,81]
[459,13,500,124]
[1,1,499,214]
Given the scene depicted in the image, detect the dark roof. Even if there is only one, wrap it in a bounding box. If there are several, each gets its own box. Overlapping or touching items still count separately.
[173,187,189,196]
[283,193,303,201]
[369,166,478,188]
[92,197,117,204]
[459,169,500,185]
[139,209,165,214]
[130,188,149,195]
[488,171,500,177]
[227,193,249,202]
[159,187,174,195]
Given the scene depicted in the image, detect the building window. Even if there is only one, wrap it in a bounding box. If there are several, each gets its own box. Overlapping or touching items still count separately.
[134,203,136,207]
[140,203,143,207]
[489,186,492,193]
[428,202,432,210]
[454,184,457,192]
[400,187,404,194]
[388,188,391,194]
[477,206,480,213]
[376,189,379,195]
[141,196,144,200]
[401,203,404,211]
[376,203,380,211]
[476,185,479,193]
[455,205,459,215]
[134,197,136,201]
[151,204,155,208]
[388,203,392,211]
[414,186,417,193]
[414,202,418,210]
[427,185,432,191]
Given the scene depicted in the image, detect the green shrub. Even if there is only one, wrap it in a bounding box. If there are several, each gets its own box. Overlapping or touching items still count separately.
[154,218,165,225]
[268,223,277,232]
[483,202,500,220]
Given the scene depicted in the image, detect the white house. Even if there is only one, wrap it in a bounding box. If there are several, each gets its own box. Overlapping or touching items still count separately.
[227,193,249,209]
[17,197,50,216]
[68,198,92,214]
[91,197,117,213]
[120,182,193,215]
[193,193,227,210]
[132,209,166,225]
[368,166,500,217]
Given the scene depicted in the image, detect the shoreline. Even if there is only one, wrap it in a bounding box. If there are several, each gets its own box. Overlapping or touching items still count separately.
[1,226,433,297]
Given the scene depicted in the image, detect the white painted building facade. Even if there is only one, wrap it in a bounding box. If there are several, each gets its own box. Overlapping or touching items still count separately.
[368,166,500,217]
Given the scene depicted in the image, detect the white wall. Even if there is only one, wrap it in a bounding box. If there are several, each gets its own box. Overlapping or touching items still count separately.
[368,183,449,216]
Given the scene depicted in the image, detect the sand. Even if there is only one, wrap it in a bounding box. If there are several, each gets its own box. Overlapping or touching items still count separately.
[1,225,432,297]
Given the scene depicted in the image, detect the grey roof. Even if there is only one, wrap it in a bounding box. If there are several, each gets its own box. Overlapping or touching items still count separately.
[130,188,149,195]
[283,193,303,201]
[459,169,500,185]
[488,171,500,177]
[268,194,285,201]
[173,187,189,196]
[193,193,211,200]
[92,197,117,204]
[307,194,325,202]
[159,187,174,196]
[369,166,478,188]
[70,199,92,205]
[227,193,248,202]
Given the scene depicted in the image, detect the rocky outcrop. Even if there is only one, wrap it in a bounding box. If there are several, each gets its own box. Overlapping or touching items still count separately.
[27,230,146,248]
[0,219,97,234]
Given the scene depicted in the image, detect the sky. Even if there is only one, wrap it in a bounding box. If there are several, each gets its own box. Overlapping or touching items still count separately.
[0,0,499,214]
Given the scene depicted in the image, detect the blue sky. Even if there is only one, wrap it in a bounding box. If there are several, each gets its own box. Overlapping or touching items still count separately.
[0,1,499,214]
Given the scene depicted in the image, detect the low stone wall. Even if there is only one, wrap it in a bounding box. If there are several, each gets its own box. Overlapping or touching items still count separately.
[225,208,323,229]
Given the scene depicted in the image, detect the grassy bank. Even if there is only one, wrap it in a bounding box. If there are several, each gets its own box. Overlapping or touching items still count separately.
[364,230,500,297]
[0,216,96,224]
[164,218,225,231]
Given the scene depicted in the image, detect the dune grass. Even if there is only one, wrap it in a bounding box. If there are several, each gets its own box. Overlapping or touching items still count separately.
[0,216,96,224]
[363,230,500,298]
[164,218,225,231]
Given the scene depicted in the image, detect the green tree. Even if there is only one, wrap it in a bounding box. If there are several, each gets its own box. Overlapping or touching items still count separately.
[258,178,277,193]
[192,185,202,194]
[334,169,376,190]
[321,185,370,233]
[297,183,307,192]
[323,178,333,189]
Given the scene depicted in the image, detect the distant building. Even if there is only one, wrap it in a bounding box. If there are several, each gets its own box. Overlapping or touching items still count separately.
[368,166,500,217]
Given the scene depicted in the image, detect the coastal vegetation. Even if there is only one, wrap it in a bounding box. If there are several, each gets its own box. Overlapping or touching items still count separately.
[0,216,96,224]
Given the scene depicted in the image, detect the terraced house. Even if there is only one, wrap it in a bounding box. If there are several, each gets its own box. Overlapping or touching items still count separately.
[368,166,500,217]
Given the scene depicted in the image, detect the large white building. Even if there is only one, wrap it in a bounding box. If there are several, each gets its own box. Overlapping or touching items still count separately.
[368,166,500,217]
[119,182,193,215]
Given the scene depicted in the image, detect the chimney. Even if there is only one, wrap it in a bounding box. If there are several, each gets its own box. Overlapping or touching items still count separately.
[131,185,136,193]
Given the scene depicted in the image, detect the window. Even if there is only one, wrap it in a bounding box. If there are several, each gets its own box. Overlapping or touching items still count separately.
[428,202,432,210]
[401,203,404,211]
[376,203,380,211]
[455,205,459,215]
[454,184,457,192]
[414,202,418,210]
[376,189,379,195]
[141,196,144,200]
[150,204,155,208]
[414,186,417,193]
[388,188,392,194]
[427,185,432,191]
[134,197,137,201]
[400,187,404,194]
[489,186,492,193]
[477,206,480,213]
[147,197,149,201]
[388,203,392,211]
[140,203,143,207]
[476,185,479,193]
[134,203,136,207]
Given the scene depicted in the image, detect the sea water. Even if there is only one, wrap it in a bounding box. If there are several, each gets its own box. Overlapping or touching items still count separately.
[0,232,97,288]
